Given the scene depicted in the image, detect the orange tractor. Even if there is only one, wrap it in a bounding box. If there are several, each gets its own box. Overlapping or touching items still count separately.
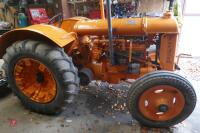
[0,0,196,128]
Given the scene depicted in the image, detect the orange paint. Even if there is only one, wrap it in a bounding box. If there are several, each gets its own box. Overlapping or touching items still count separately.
[0,3,179,83]
[139,85,185,121]
[14,58,57,103]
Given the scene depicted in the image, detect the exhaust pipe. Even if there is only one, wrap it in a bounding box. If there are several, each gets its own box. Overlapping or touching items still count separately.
[100,0,105,19]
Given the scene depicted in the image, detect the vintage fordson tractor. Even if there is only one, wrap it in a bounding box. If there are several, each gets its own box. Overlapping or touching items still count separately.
[0,0,196,128]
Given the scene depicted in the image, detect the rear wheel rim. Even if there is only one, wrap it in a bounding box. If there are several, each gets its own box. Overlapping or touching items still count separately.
[14,58,57,103]
[138,85,185,121]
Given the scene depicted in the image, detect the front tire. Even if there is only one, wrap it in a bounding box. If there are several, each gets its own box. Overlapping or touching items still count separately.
[2,40,79,114]
[127,71,196,127]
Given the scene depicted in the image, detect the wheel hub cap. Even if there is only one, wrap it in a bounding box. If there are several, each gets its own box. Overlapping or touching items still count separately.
[36,72,45,83]
[158,104,169,113]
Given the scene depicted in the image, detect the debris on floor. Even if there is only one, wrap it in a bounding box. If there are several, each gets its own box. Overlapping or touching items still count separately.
[179,58,200,81]
[8,119,17,127]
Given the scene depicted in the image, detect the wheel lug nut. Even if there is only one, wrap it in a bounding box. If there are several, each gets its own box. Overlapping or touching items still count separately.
[158,104,169,113]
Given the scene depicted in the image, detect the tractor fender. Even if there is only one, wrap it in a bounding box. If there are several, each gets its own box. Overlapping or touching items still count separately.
[0,24,77,58]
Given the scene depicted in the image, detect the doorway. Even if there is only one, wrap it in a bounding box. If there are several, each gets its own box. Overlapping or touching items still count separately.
[183,0,200,16]
[178,0,200,56]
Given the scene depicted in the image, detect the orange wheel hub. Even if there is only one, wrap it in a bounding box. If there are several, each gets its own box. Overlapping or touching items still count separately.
[14,58,57,103]
[139,85,185,121]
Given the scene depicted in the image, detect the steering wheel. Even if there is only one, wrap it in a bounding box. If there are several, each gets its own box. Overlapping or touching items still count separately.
[48,13,63,28]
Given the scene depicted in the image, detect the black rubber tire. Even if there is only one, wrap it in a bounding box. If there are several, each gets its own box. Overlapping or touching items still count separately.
[127,71,196,128]
[127,71,193,111]
[2,40,79,115]
[0,81,11,98]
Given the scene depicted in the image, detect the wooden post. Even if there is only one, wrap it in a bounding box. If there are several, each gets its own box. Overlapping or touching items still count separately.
[61,0,71,18]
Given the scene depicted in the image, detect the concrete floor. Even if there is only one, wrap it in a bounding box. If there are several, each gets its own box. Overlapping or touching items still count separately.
[0,16,200,133]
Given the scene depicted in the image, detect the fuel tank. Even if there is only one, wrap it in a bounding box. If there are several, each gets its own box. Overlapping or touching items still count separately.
[73,15,179,36]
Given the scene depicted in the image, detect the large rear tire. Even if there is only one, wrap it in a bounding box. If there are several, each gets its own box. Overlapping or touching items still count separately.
[2,40,79,114]
[127,71,196,127]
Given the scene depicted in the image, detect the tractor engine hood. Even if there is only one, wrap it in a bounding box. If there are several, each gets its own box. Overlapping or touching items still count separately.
[74,16,179,36]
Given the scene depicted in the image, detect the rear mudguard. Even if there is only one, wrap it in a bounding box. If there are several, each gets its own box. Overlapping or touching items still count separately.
[0,24,77,58]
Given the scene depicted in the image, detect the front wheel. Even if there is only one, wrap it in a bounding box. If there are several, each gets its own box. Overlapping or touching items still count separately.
[127,71,196,128]
[2,40,79,114]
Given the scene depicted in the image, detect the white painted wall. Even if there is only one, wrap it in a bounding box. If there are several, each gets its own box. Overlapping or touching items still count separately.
[184,0,200,15]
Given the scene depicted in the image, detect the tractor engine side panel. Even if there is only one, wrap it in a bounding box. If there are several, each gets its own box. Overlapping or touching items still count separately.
[159,34,178,71]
